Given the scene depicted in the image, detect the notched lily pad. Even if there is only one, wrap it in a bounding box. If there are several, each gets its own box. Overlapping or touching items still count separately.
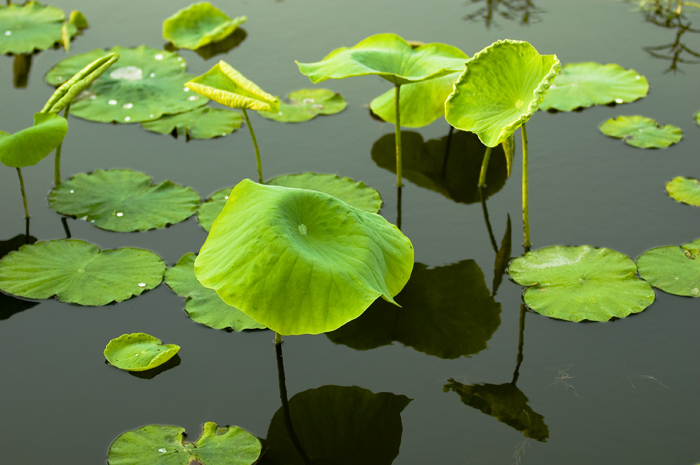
[104,333,180,372]
[666,176,700,206]
[599,115,682,148]
[141,106,243,140]
[508,245,655,322]
[0,1,80,54]
[258,89,347,123]
[163,2,246,50]
[637,238,700,297]
[0,239,165,306]
[49,169,200,232]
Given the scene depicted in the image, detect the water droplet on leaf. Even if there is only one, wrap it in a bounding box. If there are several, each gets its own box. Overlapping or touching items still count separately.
[122,103,133,109]
[110,66,143,81]
[155,54,164,60]
[4,30,11,36]
[137,282,146,287]
[108,99,117,105]
[116,212,124,217]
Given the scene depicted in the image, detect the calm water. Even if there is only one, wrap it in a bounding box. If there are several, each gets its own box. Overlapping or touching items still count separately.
[1,0,699,464]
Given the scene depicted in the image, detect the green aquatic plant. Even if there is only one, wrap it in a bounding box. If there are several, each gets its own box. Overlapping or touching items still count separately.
[141,106,242,140]
[599,115,683,148]
[666,176,700,206]
[258,88,347,123]
[0,2,83,54]
[163,2,246,50]
[104,333,180,372]
[637,238,700,297]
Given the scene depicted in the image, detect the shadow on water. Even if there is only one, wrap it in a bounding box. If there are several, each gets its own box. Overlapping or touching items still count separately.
[164,28,247,60]
[122,354,182,380]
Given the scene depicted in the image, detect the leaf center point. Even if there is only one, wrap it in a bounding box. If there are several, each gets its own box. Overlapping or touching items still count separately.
[298,224,308,236]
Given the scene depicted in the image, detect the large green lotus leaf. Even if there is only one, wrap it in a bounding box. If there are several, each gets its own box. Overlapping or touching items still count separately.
[197,173,383,231]
[508,245,655,322]
[296,33,467,86]
[636,238,700,297]
[108,422,261,465]
[258,89,347,123]
[48,169,200,232]
[141,106,242,140]
[666,176,700,206]
[599,115,682,148]
[540,62,649,111]
[45,46,208,123]
[445,40,560,147]
[186,61,278,112]
[0,235,39,320]
[163,3,246,50]
[262,386,411,465]
[0,112,67,168]
[195,179,414,335]
[165,253,266,331]
[444,380,549,442]
[0,239,165,306]
[0,2,77,54]
[371,131,508,204]
[327,260,501,359]
[104,333,180,372]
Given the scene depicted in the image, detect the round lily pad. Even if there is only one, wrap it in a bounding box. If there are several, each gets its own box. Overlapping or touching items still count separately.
[165,253,266,331]
[508,245,655,322]
[0,112,68,168]
[258,89,347,123]
[637,238,700,297]
[666,176,700,206]
[540,62,649,111]
[48,169,200,232]
[45,46,208,123]
[104,333,180,372]
[599,115,682,148]
[0,239,165,306]
[0,2,77,54]
[141,107,242,140]
[163,2,246,50]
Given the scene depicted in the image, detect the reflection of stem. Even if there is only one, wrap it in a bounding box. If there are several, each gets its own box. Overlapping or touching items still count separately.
[394,84,403,188]
[441,125,454,178]
[12,54,32,88]
[479,187,498,253]
[242,109,263,183]
[24,218,30,243]
[54,102,70,186]
[478,146,493,188]
[511,305,527,385]
[396,186,403,230]
[521,123,530,249]
[61,217,72,238]
[16,168,29,219]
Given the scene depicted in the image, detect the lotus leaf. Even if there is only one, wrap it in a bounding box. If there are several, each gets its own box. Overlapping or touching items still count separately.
[445,40,560,147]
[0,235,39,320]
[666,176,700,206]
[0,239,165,306]
[163,3,246,50]
[258,89,347,123]
[0,112,67,168]
[165,253,266,331]
[48,170,200,232]
[0,2,79,54]
[599,115,682,148]
[108,422,261,465]
[540,62,649,111]
[509,245,655,321]
[45,46,208,123]
[141,107,243,140]
[195,179,414,335]
[636,238,700,297]
[696,110,699,126]
[104,333,180,372]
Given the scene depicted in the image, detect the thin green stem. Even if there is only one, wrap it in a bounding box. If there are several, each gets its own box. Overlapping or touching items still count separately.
[478,146,493,188]
[394,84,403,188]
[242,109,263,183]
[521,123,530,249]
[396,186,403,230]
[511,305,527,385]
[16,168,29,219]
[54,102,70,186]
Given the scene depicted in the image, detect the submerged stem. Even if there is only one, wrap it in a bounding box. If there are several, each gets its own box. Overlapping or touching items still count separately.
[394,84,403,188]
[479,187,498,253]
[478,146,493,188]
[16,168,29,219]
[511,305,527,385]
[54,102,70,186]
[242,109,263,183]
[521,123,530,249]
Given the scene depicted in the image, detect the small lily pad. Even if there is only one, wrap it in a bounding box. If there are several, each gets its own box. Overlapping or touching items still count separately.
[508,245,655,322]
[540,62,649,111]
[48,169,200,232]
[163,2,246,50]
[104,333,180,372]
[0,2,79,54]
[258,89,347,123]
[141,107,243,140]
[666,176,700,206]
[0,112,68,168]
[696,110,699,126]
[0,239,165,306]
[637,238,700,297]
[599,115,682,148]
[165,253,266,331]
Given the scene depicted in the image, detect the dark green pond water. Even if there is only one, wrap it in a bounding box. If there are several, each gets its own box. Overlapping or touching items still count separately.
[1,0,699,463]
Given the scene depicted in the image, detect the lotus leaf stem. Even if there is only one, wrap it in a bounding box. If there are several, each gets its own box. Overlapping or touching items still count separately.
[478,146,493,188]
[242,109,263,183]
[394,84,403,188]
[16,168,29,219]
[54,103,70,186]
[479,187,498,253]
[521,123,530,248]
[396,186,402,230]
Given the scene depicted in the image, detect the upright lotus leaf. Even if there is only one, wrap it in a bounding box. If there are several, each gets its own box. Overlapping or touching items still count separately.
[0,2,79,54]
[599,115,683,148]
[508,245,655,322]
[195,179,414,335]
[163,3,247,50]
[263,386,411,465]
[61,9,88,52]
[0,239,165,306]
[48,170,201,232]
[104,333,180,372]
[0,113,67,168]
[445,40,560,147]
[258,89,347,123]
[165,253,266,331]
[45,46,208,123]
[141,107,243,140]
[666,176,700,206]
[540,62,649,111]
[636,238,700,297]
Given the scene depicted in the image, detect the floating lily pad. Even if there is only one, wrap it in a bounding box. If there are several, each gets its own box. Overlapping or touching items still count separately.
[599,115,682,148]
[258,89,347,123]
[104,333,180,372]
[45,46,208,123]
[141,107,242,140]
[0,239,165,306]
[0,2,78,54]
[696,110,699,126]
[195,179,413,335]
[0,112,67,168]
[508,245,655,322]
[540,62,649,111]
[666,176,700,206]
[165,253,266,331]
[108,422,261,465]
[48,169,200,232]
[163,2,246,50]
[637,238,700,297]
[0,234,39,320]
